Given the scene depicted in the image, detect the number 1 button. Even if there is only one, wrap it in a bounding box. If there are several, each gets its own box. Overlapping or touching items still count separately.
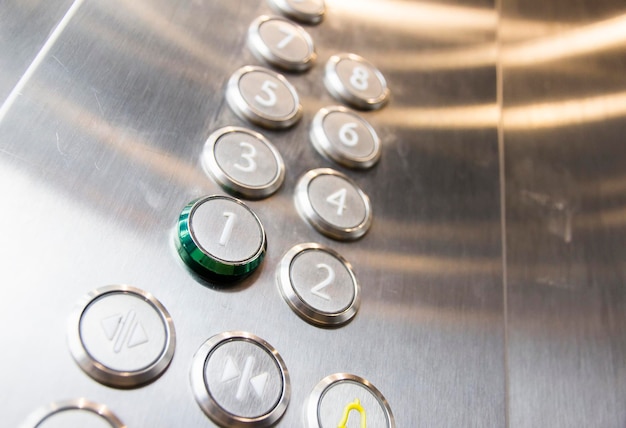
[227,66,302,129]
[176,195,267,281]
[295,168,373,241]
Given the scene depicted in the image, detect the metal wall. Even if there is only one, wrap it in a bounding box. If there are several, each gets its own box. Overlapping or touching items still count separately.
[0,0,623,426]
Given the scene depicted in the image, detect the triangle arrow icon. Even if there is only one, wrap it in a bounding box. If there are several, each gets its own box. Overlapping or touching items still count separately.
[127,322,149,348]
[250,372,268,398]
[101,314,122,341]
[221,357,240,383]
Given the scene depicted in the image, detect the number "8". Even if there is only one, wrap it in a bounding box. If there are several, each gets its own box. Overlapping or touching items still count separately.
[349,66,369,91]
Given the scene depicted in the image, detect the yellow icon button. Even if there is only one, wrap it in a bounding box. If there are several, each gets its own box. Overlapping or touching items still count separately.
[338,398,366,428]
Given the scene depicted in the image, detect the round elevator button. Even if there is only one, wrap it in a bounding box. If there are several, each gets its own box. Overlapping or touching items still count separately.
[277,243,360,327]
[248,15,316,71]
[324,53,390,110]
[20,399,125,428]
[202,127,285,200]
[268,0,326,25]
[191,331,290,427]
[176,195,267,280]
[226,65,302,129]
[67,285,175,389]
[305,374,395,428]
[310,106,381,169]
[295,168,372,241]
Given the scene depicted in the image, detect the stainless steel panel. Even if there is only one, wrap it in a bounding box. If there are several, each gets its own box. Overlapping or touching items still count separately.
[0,0,504,426]
[501,0,626,425]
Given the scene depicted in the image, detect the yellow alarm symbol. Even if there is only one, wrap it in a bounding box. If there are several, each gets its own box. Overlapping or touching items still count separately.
[337,398,367,428]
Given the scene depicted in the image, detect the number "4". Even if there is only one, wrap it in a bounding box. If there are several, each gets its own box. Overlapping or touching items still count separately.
[326,188,347,216]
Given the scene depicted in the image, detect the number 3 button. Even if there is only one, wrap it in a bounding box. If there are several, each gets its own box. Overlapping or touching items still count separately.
[295,168,372,241]
[278,243,360,327]
[227,66,302,129]
[202,127,285,199]
[176,195,267,281]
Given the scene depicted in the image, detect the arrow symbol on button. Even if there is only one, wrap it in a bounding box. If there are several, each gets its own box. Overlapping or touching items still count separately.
[221,355,269,400]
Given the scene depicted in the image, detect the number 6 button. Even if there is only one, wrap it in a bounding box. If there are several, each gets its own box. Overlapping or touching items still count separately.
[324,53,390,110]
[295,168,372,241]
[310,106,381,169]
[202,127,285,199]
[277,243,360,327]
[176,195,267,281]
[227,65,302,129]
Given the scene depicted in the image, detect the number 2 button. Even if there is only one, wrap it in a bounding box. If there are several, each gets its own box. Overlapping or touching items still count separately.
[227,65,302,129]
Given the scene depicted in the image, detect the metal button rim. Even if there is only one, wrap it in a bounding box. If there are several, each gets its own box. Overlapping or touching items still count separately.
[294,168,373,241]
[248,15,317,71]
[19,398,126,428]
[267,0,326,25]
[176,195,267,279]
[304,373,396,428]
[324,53,390,110]
[67,285,176,389]
[226,65,303,129]
[190,331,291,427]
[310,106,381,169]
[202,126,285,199]
[277,242,360,327]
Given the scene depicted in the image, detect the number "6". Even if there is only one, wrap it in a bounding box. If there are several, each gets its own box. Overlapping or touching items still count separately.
[338,122,358,147]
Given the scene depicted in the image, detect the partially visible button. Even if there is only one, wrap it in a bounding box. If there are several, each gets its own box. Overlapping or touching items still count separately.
[20,399,125,428]
[324,53,390,110]
[226,65,302,129]
[191,331,290,427]
[248,15,316,71]
[267,0,326,25]
[310,106,381,169]
[295,168,372,241]
[305,373,395,428]
[176,195,267,280]
[67,285,175,389]
[277,243,360,327]
[202,127,285,199]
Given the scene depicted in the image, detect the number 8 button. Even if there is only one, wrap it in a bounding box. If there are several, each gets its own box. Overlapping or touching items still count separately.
[227,65,302,129]
[295,168,372,241]
[324,53,390,110]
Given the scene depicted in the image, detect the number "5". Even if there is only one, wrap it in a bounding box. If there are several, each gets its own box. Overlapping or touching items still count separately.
[255,80,278,107]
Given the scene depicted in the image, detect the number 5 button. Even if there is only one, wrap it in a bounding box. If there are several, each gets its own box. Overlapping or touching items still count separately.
[202,127,285,199]
[310,106,381,169]
[295,168,372,241]
[324,53,389,110]
[277,243,360,327]
[176,195,267,280]
[227,66,302,129]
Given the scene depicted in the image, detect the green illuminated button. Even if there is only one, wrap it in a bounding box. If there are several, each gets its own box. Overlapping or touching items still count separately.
[176,195,267,280]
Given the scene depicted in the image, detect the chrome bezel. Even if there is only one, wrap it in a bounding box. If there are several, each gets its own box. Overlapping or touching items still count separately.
[277,242,360,327]
[190,331,291,427]
[294,168,373,241]
[202,126,285,199]
[324,53,390,110]
[67,285,176,389]
[310,106,381,169]
[304,373,396,428]
[226,65,302,129]
[267,0,325,24]
[20,398,126,428]
[248,15,316,72]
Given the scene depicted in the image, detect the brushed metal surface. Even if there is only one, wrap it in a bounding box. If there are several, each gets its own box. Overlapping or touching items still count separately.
[501,0,626,425]
[0,0,504,427]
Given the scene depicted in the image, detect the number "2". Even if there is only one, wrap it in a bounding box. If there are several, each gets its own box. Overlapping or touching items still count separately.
[311,263,334,300]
